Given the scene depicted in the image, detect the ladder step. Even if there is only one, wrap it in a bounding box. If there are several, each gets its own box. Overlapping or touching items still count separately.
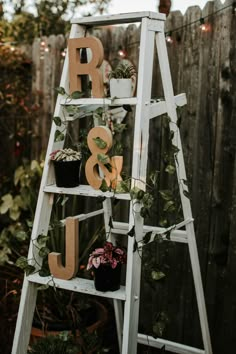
[60,97,138,107]
[112,221,188,243]
[44,184,131,200]
[27,273,126,301]
[138,334,205,354]
[71,11,165,25]
[149,93,187,119]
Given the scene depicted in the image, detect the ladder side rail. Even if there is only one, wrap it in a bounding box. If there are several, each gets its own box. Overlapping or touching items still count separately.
[12,23,87,354]
[122,17,157,354]
[155,31,212,354]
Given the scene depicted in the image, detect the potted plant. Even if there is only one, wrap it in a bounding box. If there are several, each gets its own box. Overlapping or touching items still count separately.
[28,332,81,354]
[50,148,82,188]
[109,63,136,98]
[87,241,127,292]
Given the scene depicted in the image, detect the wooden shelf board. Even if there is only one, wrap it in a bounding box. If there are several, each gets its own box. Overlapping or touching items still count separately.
[71,12,165,25]
[28,273,126,301]
[60,97,138,106]
[44,184,131,200]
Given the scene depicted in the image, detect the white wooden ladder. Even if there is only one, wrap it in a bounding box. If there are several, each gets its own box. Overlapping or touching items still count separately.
[12,12,212,354]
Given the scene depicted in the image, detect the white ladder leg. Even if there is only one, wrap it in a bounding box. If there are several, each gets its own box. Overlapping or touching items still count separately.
[155,30,213,354]
[122,17,157,354]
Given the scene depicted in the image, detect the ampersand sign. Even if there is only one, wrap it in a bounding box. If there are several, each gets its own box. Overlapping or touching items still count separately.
[85,126,123,190]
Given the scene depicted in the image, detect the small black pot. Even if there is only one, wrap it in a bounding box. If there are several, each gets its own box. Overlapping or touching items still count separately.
[93,264,121,292]
[53,160,81,187]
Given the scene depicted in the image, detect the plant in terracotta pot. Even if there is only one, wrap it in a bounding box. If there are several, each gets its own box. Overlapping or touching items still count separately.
[109,63,136,98]
[87,241,127,292]
[50,148,82,188]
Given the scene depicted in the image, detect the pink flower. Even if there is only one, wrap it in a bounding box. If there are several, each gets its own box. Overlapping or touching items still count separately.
[87,242,126,270]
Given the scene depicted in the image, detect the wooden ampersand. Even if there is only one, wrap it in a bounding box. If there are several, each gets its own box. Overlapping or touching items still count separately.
[48,217,79,280]
[85,126,123,190]
[68,37,104,98]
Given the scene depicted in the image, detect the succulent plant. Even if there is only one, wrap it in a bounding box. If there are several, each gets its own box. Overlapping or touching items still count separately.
[109,63,136,79]
[50,148,82,162]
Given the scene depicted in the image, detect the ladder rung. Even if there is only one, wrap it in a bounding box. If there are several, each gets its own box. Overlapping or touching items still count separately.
[60,97,138,107]
[138,334,205,354]
[44,184,131,201]
[28,273,126,301]
[71,11,166,25]
[149,93,187,119]
[112,221,188,243]
[60,209,104,224]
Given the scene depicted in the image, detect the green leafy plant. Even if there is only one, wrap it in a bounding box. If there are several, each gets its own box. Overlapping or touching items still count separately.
[50,148,82,162]
[27,332,80,354]
[109,63,136,79]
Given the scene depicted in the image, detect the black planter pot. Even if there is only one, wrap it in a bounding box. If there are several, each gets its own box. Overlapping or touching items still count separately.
[94,264,121,292]
[53,160,81,187]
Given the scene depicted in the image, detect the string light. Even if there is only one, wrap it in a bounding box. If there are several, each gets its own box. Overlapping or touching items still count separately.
[118,46,127,58]
[61,48,66,57]
[165,31,173,43]
[164,1,234,42]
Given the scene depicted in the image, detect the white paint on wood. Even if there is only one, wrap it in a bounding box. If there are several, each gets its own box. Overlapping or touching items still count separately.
[27,273,126,301]
[71,12,166,25]
[60,97,138,106]
[44,184,131,200]
[155,30,212,354]
[138,334,205,354]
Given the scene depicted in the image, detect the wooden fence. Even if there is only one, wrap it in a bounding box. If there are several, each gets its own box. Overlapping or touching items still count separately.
[23,0,236,352]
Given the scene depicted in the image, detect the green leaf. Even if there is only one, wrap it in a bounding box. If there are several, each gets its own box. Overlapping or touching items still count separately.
[143,231,152,244]
[37,284,49,290]
[16,256,28,269]
[100,179,109,192]
[128,225,135,237]
[0,194,13,214]
[108,216,113,229]
[9,206,20,221]
[25,265,36,276]
[71,90,83,99]
[54,130,65,142]
[154,234,164,243]
[133,240,138,252]
[115,180,130,193]
[97,153,109,165]
[153,320,166,338]
[93,137,107,149]
[159,190,173,201]
[37,234,49,245]
[14,166,24,185]
[61,196,69,206]
[137,190,145,200]
[39,247,50,258]
[169,130,175,140]
[53,116,62,126]
[38,268,50,277]
[183,190,190,199]
[15,231,28,241]
[140,207,149,218]
[163,200,175,212]
[165,165,175,175]
[151,270,166,281]
[55,87,65,95]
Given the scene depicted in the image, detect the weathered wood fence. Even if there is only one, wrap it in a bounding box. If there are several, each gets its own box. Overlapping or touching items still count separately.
[21,0,236,353]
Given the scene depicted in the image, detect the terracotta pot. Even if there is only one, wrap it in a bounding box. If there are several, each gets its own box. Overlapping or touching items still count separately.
[30,300,108,353]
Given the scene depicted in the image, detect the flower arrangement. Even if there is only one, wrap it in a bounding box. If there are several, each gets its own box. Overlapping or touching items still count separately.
[87,241,126,270]
[50,148,81,162]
